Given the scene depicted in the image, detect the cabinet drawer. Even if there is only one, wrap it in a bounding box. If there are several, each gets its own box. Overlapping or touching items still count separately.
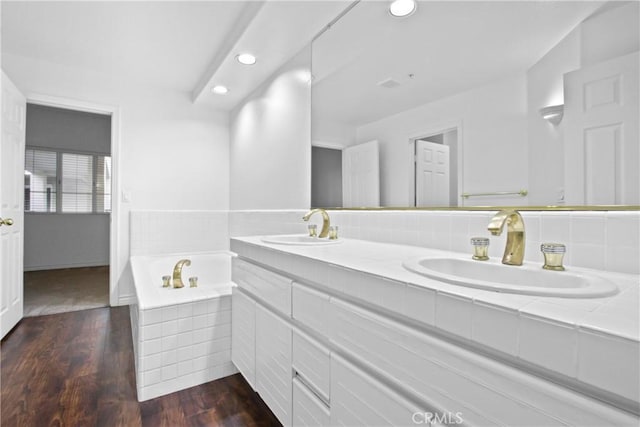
[293,377,330,427]
[232,258,292,316]
[292,282,330,336]
[329,299,599,427]
[331,354,419,427]
[292,329,330,402]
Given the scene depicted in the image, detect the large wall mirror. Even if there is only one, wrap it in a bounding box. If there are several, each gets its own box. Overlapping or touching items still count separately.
[311,0,639,209]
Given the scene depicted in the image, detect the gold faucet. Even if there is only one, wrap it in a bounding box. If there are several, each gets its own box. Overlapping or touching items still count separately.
[487,210,525,266]
[302,209,331,238]
[172,259,191,288]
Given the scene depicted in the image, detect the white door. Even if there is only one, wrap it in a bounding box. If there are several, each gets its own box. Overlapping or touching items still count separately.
[1,71,26,338]
[415,139,450,206]
[342,140,379,207]
[564,51,639,205]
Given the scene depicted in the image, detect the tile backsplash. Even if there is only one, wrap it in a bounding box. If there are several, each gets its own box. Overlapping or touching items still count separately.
[130,210,229,256]
[229,209,639,275]
[131,210,638,274]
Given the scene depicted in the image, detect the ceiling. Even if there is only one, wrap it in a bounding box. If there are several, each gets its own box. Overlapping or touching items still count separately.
[1,0,349,110]
[312,0,609,127]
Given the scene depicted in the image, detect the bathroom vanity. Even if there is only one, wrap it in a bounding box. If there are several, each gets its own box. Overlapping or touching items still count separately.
[230,235,639,426]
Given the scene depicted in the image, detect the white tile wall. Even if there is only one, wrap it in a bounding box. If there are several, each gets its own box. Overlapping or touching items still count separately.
[231,209,639,274]
[229,210,307,237]
[323,210,639,274]
[130,210,229,256]
[130,296,238,401]
[143,209,636,275]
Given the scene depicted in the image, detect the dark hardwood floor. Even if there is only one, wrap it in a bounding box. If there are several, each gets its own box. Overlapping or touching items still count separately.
[1,306,281,427]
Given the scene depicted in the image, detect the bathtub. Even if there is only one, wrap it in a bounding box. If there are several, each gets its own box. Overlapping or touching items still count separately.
[129,251,238,401]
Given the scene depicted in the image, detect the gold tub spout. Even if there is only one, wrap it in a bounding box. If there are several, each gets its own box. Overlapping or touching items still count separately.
[487,209,525,266]
[302,208,331,238]
[172,259,191,288]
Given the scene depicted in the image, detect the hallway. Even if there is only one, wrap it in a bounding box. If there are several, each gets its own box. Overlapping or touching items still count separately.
[23,266,109,317]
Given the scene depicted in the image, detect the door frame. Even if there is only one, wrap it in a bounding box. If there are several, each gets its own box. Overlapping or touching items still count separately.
[26,94,121,306]
[406,120,463,207]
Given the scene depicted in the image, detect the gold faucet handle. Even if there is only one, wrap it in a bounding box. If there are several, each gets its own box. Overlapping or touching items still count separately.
[541,243,566,271]
[162,275,171,287]
[470,237,490,261]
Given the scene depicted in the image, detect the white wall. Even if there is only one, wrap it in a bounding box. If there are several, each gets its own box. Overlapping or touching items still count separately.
[3,52,230,303]
[580,2,640,68]
[356,74,528,207]
[230,47,311,210]
[527,28,580,205]
[527,2,639,206]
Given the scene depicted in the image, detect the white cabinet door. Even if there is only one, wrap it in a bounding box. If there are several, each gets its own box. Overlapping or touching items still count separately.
[1,71,26,339]
[256,304,292,427]
[330,354,419,427]
[231,288,256,389]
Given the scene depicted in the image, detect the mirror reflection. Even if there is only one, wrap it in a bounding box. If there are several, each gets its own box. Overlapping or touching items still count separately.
[311,1,639,208]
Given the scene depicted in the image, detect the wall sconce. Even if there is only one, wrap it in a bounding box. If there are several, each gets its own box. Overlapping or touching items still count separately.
[539,104,564,126]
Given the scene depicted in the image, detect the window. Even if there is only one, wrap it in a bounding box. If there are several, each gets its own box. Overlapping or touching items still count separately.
[24,149,57,212]
[24,149,111,213]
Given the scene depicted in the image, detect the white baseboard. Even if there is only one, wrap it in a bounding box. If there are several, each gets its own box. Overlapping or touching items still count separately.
[24,262,109,272]
[117,294,137,306]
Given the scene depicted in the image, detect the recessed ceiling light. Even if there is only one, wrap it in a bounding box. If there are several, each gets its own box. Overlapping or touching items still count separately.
[211,85,229,94]
[236,53,257,65]
[389,0,417,17]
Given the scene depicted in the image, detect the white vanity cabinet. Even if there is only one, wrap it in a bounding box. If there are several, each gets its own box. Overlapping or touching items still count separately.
[230,246,639,427]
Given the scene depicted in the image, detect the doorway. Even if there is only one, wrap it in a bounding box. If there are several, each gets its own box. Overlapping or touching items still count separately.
[411,127,460,207]
[23,103,112,316]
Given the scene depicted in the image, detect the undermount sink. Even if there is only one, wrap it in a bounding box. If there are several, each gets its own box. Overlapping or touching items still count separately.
[261,234,343,246]
[402,257,618,298]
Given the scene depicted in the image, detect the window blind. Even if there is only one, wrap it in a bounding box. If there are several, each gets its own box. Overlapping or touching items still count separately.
[24,149,57,212]
[62,153,93,213]
[24,149,111,214]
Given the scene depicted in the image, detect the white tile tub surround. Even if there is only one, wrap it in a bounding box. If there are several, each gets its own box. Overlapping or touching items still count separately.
[231,236,640,409]
[130,210,230,256]
[129,298,237,401]
[326,209,640,274]
[128,252,237,401]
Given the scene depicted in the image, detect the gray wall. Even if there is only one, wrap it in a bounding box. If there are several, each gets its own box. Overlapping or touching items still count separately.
[24,214,110,271]
[25,104,111,271]
[312,146,342,207]
[26,104,111,154]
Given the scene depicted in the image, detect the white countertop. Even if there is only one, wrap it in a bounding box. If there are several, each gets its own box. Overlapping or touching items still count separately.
[231,234,640,405]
